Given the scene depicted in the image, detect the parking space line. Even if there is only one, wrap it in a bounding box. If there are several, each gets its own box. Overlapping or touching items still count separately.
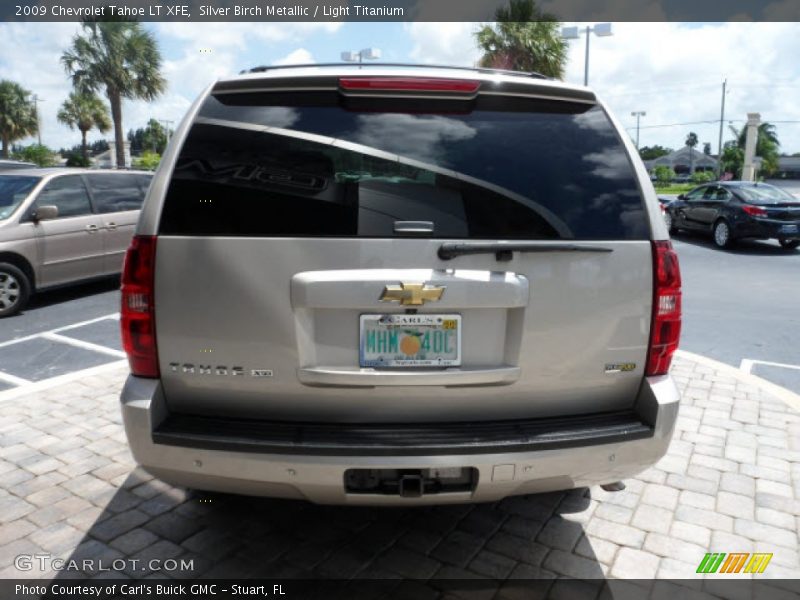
[740,358,800,374]
[739,359,755,374]
[41,332,126,358]
[0,370,32,386]
[0,312,119,350]
[53,312,120,333]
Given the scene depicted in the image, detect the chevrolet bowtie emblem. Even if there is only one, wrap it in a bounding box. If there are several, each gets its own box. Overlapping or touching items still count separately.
[380,282,445,306]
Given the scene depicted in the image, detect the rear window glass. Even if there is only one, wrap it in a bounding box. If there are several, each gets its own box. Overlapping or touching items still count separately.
[735,184,797,204]
[0,175,39,220]
[160,92,648,240]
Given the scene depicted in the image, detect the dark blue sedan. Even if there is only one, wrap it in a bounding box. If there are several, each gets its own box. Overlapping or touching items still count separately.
[663,182,800,249]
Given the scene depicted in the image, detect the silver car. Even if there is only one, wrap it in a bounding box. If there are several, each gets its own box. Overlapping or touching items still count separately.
[0,168,152,316]
[119,65,682,505]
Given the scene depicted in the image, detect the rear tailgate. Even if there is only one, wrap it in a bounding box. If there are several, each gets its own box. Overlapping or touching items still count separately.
[153,75,654,423]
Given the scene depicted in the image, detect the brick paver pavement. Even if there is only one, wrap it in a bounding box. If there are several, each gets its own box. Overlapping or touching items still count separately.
[0,354,798,596]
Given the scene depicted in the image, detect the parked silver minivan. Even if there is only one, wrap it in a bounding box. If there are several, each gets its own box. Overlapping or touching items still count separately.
[120,65,682,505]
[0,168,152,316]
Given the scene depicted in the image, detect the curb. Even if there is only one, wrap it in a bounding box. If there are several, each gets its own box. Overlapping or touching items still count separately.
[676,349,800,412]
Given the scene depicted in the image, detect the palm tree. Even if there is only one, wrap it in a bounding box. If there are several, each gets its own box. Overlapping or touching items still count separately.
[737,122,778,147]
[57,91,111,162]
[475,0,568,78]
[61,19,165,168]
[728,122,781,176]
[685,131,698,173]
[0,80,39,159]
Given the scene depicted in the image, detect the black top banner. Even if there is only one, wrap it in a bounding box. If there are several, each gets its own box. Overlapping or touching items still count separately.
[4,0,800,22]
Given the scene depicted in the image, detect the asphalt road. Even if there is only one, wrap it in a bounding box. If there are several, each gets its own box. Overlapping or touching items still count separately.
[0,236,798,395]
[672,232,799,392]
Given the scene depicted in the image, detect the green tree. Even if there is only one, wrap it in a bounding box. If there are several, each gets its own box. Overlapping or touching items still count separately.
[64,151,91,167]
[691,171,714,184]
[59,139,109,157]
[128,119,169,155]
[653,165,675,188]
[12,144,57,167]
[62,19,165,168]
[57,91,111,162]
[720,143,743,179]
[475,0,568,78]
[703,142,712,155]
[132,150,161,170]
[0,80,39,159]
[729,122,780,177]
[639,145,672,161]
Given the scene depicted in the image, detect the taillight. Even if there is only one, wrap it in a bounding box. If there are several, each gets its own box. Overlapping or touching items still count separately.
[646,240,682,376]
[339,77,481,94]
[742,204,767,217]
[120,235,159,378]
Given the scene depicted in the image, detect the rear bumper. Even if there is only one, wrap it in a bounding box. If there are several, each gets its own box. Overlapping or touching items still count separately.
[734,217,800,240]
[120,376,680,505]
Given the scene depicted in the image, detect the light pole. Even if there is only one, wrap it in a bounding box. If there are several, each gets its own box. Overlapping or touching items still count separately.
[159,119,174,147]
[716,79,728,179]
[631,111,646,150]
[341,48,381,69]
[561,23,613,86]
[32,94,44,146]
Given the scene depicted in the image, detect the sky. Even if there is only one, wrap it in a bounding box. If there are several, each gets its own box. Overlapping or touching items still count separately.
[1,21,799,155]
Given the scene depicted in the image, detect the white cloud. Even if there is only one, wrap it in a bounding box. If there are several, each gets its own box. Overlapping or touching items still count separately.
[272,48,315,66]
[2,21,799,157]
[156,22,342,47]
[563,22,800,154]
[405,23,483,67]
[0,23,83,151]
[0,22,342,152]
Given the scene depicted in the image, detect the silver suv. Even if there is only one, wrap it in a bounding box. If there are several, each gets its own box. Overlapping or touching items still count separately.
[0,168,152,316]
[120,65,682,505]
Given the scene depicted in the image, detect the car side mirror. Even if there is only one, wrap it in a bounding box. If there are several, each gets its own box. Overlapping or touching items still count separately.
[677,194,686,200]
[32,205,58,222]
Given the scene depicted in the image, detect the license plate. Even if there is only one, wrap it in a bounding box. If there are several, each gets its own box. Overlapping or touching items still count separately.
[359,314,461,367]
[780,224,798,234]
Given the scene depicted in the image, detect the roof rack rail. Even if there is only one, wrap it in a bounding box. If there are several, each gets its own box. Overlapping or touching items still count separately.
[240,62,549,80]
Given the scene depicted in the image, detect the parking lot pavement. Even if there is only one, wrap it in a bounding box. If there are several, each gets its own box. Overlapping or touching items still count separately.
[0,314,124,394]
[0,355,798,595]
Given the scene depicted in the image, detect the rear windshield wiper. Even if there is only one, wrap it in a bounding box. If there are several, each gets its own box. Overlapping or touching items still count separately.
[438,242,614,261]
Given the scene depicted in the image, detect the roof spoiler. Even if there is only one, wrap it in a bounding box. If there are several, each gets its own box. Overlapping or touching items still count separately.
[239,62,549,80]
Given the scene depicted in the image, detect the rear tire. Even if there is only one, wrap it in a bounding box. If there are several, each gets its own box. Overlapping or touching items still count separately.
[778,239,800,250]
[0,263,30,317]
[713,220,734,249]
